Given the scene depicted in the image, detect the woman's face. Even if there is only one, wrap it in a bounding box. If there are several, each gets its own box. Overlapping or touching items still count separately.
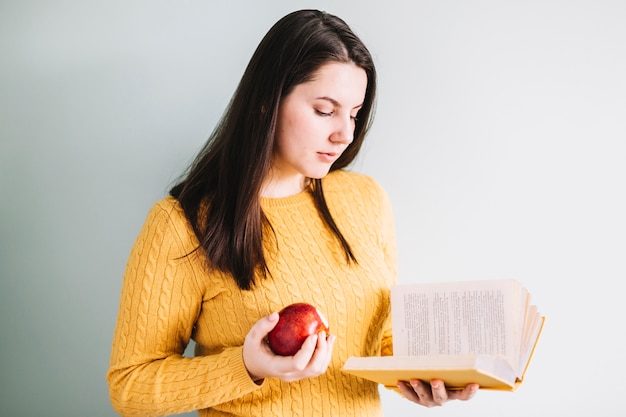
[264,62,367,197]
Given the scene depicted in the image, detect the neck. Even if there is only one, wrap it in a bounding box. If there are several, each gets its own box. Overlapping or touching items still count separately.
[261,175,311,198]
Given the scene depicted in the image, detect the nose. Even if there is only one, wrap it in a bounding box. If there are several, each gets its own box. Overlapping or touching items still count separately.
[330,114,355,145]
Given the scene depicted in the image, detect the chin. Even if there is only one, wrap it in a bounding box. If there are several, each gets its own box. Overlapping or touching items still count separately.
[306,168,333,180]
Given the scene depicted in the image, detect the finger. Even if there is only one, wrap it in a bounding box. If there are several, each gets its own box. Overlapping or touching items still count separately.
[247,312,279,343]
[307,332,334,372]
[429,380,449,405]
[290,334,318,370]
[323,333,336,362]
[397,380,420,403]
[313,331,330,353]
[410,379,431,396]
[409,379,435,406]
[448,383,479,401]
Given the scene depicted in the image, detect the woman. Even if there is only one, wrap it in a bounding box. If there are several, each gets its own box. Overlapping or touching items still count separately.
[107,9,477,417]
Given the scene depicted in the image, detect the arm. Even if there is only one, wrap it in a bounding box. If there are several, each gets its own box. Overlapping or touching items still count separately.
[106,201,260,417]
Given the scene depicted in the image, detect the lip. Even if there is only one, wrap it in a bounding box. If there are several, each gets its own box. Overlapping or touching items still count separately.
[317,151,339,163]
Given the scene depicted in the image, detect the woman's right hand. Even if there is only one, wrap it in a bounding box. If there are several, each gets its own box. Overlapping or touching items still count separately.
[242,312,336,383]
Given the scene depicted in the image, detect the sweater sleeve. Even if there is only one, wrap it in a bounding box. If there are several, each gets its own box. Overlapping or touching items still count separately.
[106,200,261,417]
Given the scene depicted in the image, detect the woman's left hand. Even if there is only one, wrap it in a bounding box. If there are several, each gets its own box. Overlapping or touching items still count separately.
[397,379,478,407]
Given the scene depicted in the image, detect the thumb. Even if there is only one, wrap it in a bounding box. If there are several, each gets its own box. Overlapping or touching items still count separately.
[248,312,279,342]
[262,311,280,331]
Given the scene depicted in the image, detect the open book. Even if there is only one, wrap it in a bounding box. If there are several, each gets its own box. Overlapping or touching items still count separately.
[343,279,545,391]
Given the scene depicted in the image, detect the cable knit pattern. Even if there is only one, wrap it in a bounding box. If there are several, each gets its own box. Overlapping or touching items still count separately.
[107,170,398,417]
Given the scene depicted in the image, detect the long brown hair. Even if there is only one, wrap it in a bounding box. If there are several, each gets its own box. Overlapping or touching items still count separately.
[170,9,377,290]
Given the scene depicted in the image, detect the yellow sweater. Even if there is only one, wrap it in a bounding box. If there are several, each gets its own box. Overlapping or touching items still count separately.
[107,170,398,417]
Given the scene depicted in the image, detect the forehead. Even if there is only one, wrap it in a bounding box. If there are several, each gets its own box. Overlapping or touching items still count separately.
[292,62,368,105]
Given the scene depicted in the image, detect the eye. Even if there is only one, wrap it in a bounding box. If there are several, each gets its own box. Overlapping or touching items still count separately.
[315,109,333,117]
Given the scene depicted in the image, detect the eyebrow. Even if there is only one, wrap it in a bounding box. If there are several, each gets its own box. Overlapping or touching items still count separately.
[316,96,364,110]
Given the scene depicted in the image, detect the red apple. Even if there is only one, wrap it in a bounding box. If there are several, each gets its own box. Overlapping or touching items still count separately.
[267,302,330,356]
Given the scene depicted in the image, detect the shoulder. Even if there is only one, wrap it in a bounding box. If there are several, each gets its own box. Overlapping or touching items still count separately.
[145,196,186,225]
[322,170,396,248]
[140,196,197,249]
[323,169,389,202]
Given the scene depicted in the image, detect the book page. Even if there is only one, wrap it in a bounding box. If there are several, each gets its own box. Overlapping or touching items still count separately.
[518,305,544,376]
[392,280,520,363]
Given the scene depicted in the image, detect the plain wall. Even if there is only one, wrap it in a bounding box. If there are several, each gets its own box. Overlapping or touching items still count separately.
[1,1,625,416]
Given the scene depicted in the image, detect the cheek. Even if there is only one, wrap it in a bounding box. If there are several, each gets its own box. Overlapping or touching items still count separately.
[277,113,313,148]
[275,106,297,141]
[273,124,301,163]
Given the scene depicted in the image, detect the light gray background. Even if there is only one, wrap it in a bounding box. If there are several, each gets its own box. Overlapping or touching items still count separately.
[1,1,625,416]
